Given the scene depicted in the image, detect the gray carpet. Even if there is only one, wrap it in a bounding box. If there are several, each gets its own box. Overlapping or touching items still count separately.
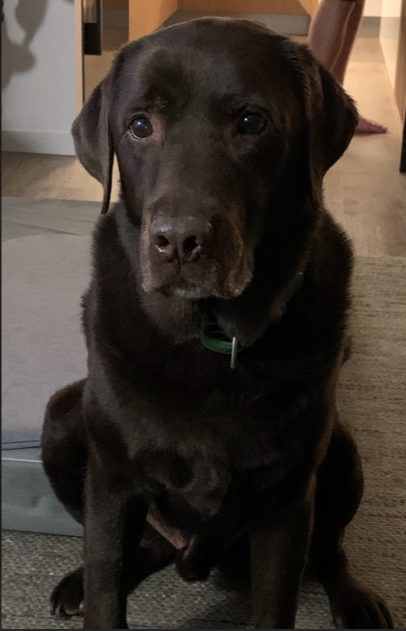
[2,531,335,630]
[2,198,405,629]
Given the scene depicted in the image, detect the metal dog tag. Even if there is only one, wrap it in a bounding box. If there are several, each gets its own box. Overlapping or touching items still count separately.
[230,337,238,369]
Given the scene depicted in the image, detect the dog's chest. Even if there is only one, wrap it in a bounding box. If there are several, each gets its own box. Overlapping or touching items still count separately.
[132,444,232,519]
[124,390,294,520]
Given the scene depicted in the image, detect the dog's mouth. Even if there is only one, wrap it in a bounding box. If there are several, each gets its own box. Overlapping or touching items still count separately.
[172,287,210,300]
[151,278,216,300]
[142,261,249,300]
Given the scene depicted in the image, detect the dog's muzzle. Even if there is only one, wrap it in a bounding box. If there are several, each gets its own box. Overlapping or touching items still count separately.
[140,205,253,300]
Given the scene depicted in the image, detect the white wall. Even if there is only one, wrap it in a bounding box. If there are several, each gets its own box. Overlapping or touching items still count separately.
[364,0,383,17]
[316,0,382,15]
[1,0,82,155]
[380,0,402,89]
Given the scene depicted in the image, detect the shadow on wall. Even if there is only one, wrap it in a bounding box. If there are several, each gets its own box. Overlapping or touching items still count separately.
[1,0,48,90]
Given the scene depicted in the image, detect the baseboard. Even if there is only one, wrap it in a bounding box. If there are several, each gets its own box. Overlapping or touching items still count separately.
[164,11,380,37]
[2,130,76,156]
[164,11,310,34]
[359,16,381,38]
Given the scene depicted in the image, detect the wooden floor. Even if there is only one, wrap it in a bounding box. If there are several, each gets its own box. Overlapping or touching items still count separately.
[2,37,406,258]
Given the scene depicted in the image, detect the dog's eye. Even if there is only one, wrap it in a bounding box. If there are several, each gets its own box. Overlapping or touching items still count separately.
[239,112,266,135]
[130,116,153,139]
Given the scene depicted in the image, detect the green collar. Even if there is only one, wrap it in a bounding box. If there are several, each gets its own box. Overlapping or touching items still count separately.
[198,328,239,355]
[198,328,240,369]
[198,271,304,368]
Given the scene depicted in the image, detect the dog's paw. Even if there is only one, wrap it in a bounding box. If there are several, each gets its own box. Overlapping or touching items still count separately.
[177,562,211,582]
[176,554,212,582]
[176,545,212,582]
[50,567,84,619]
[330,585,394,629]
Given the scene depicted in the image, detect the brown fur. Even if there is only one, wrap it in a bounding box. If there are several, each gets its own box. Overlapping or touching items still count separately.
[41,18,393,629]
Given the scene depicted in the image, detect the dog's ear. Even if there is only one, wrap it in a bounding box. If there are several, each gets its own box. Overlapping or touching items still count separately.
[293,44,358,209]
[72,73,114,214]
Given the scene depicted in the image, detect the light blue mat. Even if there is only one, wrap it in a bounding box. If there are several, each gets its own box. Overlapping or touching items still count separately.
[2,197,99,449]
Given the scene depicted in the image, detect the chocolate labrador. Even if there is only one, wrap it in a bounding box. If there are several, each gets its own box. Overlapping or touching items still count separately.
[41,17,393,629]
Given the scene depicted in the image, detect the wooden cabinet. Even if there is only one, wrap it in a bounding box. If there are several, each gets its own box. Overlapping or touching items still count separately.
[181,0,307,14]
[129,0,317,40]
[398,1,406,172]
[297,0,318,17]
[129,0,179,40]
[394,0,406,119]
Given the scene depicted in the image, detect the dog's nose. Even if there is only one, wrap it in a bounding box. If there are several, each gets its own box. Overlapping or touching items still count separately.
[150,214,212,262]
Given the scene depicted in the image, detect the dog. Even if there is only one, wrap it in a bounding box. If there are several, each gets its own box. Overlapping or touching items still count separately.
[41,17,394,629]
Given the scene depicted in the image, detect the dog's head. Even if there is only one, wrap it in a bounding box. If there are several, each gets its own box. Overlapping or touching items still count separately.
[73,18,357,301]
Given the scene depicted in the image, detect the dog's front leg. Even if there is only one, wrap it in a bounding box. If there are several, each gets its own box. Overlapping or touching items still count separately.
[250,479,316,629]
[83,451,147,629]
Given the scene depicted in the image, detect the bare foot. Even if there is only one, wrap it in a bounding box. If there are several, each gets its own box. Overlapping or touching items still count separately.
[356,116,388,134]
